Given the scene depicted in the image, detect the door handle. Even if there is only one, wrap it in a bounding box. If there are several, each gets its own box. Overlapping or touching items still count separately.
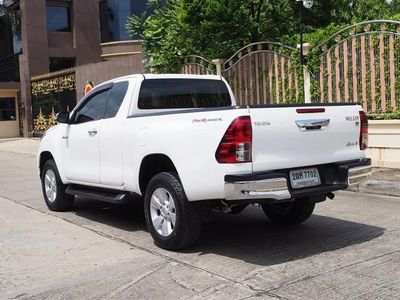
[88,129,98,137]
[295,119,330,131]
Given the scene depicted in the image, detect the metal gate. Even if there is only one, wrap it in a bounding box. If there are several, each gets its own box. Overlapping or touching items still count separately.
[312,20,400,113]
[181,55,216,75]
[221,42,302,105]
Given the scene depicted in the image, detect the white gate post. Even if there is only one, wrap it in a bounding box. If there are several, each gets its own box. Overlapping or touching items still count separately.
[298,43,312,103]
[303,68,312,103]
[212,59,226,76]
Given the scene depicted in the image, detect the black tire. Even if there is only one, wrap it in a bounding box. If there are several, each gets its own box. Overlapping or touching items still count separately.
[144,172,202,250]
[41,159,74,212]
[261,198,315,225]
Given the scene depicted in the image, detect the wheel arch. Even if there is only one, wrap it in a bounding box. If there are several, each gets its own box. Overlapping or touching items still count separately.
[39,151,55,177]
[139,154,179,195]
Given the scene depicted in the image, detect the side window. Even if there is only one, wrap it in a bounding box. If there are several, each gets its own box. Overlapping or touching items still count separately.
[104,81,129,119]
[73,90,109,124]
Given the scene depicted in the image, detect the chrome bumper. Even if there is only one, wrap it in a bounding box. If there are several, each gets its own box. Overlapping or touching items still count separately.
[225,178,291,201]
[224,159,372,201]
[348,165,372,186]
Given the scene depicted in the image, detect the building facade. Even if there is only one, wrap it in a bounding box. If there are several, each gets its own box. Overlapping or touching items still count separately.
[0,0,146,138]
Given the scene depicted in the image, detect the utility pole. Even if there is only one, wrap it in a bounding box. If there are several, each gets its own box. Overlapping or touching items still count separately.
[296,0,313,102]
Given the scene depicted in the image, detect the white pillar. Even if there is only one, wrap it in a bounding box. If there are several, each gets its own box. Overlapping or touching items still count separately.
[212,59,226,76]
[303,67,312,103]
[297,43,313,103]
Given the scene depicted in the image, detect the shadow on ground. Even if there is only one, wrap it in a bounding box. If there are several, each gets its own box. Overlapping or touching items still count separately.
[73,198,147,232]
[192,207,385,266]
[72,198,385,266]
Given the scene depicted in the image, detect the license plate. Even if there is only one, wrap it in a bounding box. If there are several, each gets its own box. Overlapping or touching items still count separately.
[289,168,321,189]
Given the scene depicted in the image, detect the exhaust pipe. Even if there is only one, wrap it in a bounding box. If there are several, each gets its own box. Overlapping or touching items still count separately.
[327,192,335,200]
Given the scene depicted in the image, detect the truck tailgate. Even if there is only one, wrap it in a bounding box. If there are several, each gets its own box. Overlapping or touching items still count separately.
[249,105,364,172]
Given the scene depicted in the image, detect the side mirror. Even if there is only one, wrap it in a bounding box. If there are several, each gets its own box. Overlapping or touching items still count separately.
[56,111,70,124]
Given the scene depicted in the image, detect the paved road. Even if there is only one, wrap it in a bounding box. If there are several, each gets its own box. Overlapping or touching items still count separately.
[1,145,400,299]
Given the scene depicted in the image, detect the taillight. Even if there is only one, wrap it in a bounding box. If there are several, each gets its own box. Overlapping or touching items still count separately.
[216,116,252,163]
[359,111,368,150]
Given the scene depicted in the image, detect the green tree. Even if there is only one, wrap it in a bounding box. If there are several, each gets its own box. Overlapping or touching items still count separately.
[127,0,400,73]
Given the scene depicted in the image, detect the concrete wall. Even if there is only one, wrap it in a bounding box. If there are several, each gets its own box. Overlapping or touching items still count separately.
[0,121,19,138]
[0,89,19,138]
[75,55,144,100]
[367,120,400,169]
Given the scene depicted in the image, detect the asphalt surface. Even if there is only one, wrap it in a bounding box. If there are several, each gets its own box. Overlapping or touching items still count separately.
[1,142,400,299]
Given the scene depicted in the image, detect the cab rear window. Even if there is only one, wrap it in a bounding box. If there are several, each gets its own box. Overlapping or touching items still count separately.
[138,79,231,109]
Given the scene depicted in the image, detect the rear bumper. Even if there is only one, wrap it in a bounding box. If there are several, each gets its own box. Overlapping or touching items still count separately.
[224,158,371,201]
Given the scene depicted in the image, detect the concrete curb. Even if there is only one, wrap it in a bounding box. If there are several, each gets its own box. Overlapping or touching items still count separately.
[348,179,400,198]
[347,167,400,198]
[358,179,400,198]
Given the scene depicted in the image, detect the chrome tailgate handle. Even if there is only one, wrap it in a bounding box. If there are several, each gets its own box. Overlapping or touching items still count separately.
[295,119,330,131]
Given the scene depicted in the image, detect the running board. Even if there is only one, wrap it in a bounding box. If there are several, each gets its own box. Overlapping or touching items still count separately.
[65,185,129,204]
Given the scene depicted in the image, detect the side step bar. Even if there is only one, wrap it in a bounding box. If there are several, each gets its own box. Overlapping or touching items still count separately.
[65,185,130,204]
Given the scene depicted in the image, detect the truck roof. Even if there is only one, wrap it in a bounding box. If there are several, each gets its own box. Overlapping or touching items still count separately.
[101,74,222,83]
[87,74,226,101]
[143,74,222,80]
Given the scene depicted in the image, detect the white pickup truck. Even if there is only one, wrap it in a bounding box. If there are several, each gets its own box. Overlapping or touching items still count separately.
[38,74,371,250]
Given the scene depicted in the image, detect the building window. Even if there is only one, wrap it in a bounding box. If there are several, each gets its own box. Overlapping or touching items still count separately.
[99,0,151,43]
[47,4,71,32]
[49,57,75,72]
[0,98,16,121]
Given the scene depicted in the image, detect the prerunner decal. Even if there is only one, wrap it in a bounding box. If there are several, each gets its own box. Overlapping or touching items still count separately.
[192,118,223,123]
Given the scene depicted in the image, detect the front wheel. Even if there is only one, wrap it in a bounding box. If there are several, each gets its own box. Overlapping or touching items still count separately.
[144,172,202,251]
[261,198,315,225]
[41,159,74,211]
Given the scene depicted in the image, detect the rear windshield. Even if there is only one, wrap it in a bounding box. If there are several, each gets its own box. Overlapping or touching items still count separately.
[138,79,231,109]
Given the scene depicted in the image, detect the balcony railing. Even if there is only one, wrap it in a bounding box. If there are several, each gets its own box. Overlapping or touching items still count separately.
[0,53,20,82]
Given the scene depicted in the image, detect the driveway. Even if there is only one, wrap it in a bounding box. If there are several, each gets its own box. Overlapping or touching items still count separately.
[0,139,399,299]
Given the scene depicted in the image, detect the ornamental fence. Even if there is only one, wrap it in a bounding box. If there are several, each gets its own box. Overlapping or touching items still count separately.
[31,68,77,135]
[181,20,400,114]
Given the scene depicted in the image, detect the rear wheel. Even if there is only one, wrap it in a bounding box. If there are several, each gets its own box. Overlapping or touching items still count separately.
[144,172,202,250]
[261,198,315,225]
[41,159,74,211]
